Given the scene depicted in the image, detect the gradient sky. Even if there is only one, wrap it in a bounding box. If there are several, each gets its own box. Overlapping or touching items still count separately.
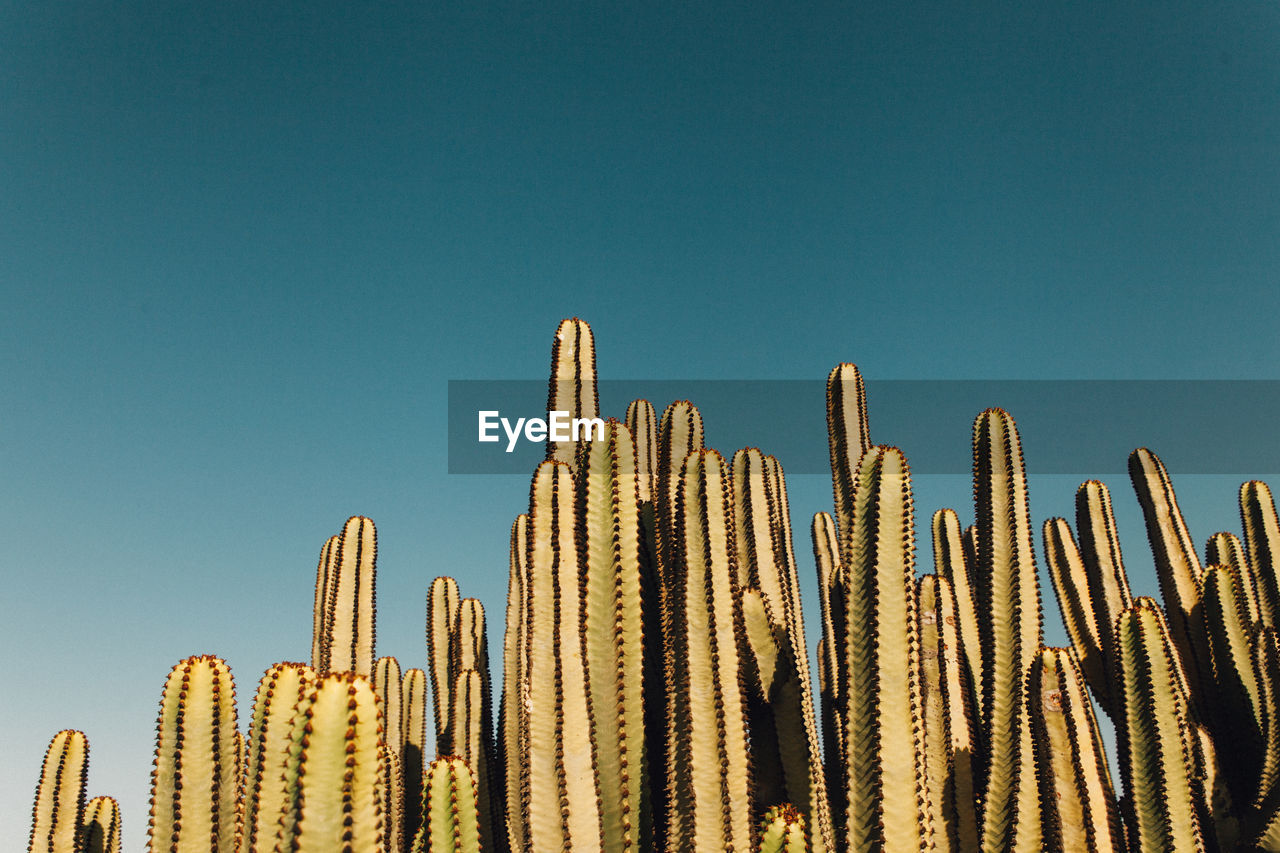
[4,2,1279,847]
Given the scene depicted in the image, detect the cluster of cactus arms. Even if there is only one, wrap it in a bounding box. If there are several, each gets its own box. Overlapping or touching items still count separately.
[27,316,1280,852]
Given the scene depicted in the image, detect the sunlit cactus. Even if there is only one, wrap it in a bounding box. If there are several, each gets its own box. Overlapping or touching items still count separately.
[1241,480,1280,629]
[1027,647,1122,852]
[449,669,496,851]
[375,656,404,759]
[273,671,384,852]
[311,535,339,672]
[1114,597,1209,852]
[757,804,808,853]
[318,515,378,676]
[82,795,121,853]
[239,661,317,853]
[427,576,461,756]
[413,757,482,853]
[916,573,979,852]
[971,408,1043,852]
[838,445,932,852]
[402,667,429,851]
[498,513,528,853]
[545,316,599,470]
[384,745,406,853]
[932,508,982,725]
[666,448,753,852]
[28,729,88,853]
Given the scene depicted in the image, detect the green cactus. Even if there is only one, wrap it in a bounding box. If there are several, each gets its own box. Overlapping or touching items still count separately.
[757,804,808,853]
[931,508,983,726]
[375,656,404,757]
[1114,597,1208,852]
[811,509,845,803]
[81,795,121,853]
[1027,647,1123,852]
[448,670,496,851]
[413,757,482,853]
[273,671,384,852]
[577,417,649,852]
[825,363,870,567]
[384,744,406,853]
[666,448,753,852]
[427,576,461,756]
[403,667,429,850]
[916,573,980,852]
[239,661,318,853]
[311,535,339,672]
[1241,480,1280,629]
[498,514,528,853]
[28,729,88,853]
[320,516,378,676]
[147,655,240,853]
[545,316,599,469]
[839,445,932,852]
[971,408,1043,852]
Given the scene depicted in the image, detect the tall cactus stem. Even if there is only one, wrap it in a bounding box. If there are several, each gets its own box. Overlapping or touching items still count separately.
[28,729,88,853]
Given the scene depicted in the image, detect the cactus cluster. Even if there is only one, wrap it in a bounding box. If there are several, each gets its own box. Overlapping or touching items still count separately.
[25,316,1280,851]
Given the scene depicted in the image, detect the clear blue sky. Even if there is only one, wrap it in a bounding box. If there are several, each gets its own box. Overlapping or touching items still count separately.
[3,2,1278,847]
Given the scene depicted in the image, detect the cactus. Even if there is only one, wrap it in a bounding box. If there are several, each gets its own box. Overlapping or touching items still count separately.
[403,667,429,851]
[311,535,339,672]
[1241,480,1280,629]
[932,508,983,725]
[757,804,808,853]
[971,408,1043,852]
[82,795,121,853]
[427,577,461,755]
[838,445,932,852]
[1027,647,1123,852]
[28,729,88,853]
[375,656,404,759]
[320,516,378,676]
[147,655,240,852]
[498,514,528,853]
[666,448,754,851]
[273,671,384,852]
[413,757,482,853]
[239,661,318,853]
[545,316,598,469]
[449,669,496,851]
[916,574,980,852]
[1114,597,1209,851]
[384,745,406,853]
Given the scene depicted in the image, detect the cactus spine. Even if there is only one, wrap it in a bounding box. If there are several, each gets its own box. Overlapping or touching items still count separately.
[28,729,88,853]
[82,796,121,853]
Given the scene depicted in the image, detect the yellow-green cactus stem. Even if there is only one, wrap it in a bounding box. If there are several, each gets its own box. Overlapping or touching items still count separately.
[449,670,496,851]
[811,510,844,773]
[932,508,983,724]
[524,460,604,850]
[274,671,385,852]
[383,745,406,853]
[452,599,498,850]
[840,445,933,852]
[403,667,429,850]
[1027,647,1123,853]
[1114,597,1208,852]
[1193,723,1239,850]
[917,574,980,853]
[545,317,598,469]
[499,514,528,853]
[1206,532,1260,626]
[1129,448,1209,702]
[757,804,808,853]
[825,362,870,562]
[413,757,482,853]
[971,408,1042,852]
[239,662,318,853]
[666,448,753,852]
[312,535,339,673]
[1199,564,1265,800]
[577,418,649,852]
[375,656,404,758]
[1241,480,1280,629]
[147,655,239,853]
[28,729,88,853]
[1249,627,1280,846]
[734,448,831,853]
[324,516,378,676]
[625,399,658,505]
[1043,517,1117,717]
[82,795,121,853]
[428,576,461,755]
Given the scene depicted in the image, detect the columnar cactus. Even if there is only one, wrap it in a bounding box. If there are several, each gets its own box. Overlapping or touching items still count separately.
[757,804,808,853]
[239,661,317,853]
[838,445,932,852]
[449,669,496,851]
[375,656,404,760]
[931,508,982,724]
[1241,480,1280,628]
[273,671,384,852]
[402,667,429,851]
[147,655,240,853]
[498,514,528,853]
[413,757,482,853]
[28,729,88,853]
[82,795,121,853]
[545,316,598,470]
[427,576,461,755]
[311,535,339,672]
[971,408,1043,852]
[320,516,378,676]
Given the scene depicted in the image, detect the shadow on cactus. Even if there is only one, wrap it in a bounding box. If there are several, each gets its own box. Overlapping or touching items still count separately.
[25,316,1280,852]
